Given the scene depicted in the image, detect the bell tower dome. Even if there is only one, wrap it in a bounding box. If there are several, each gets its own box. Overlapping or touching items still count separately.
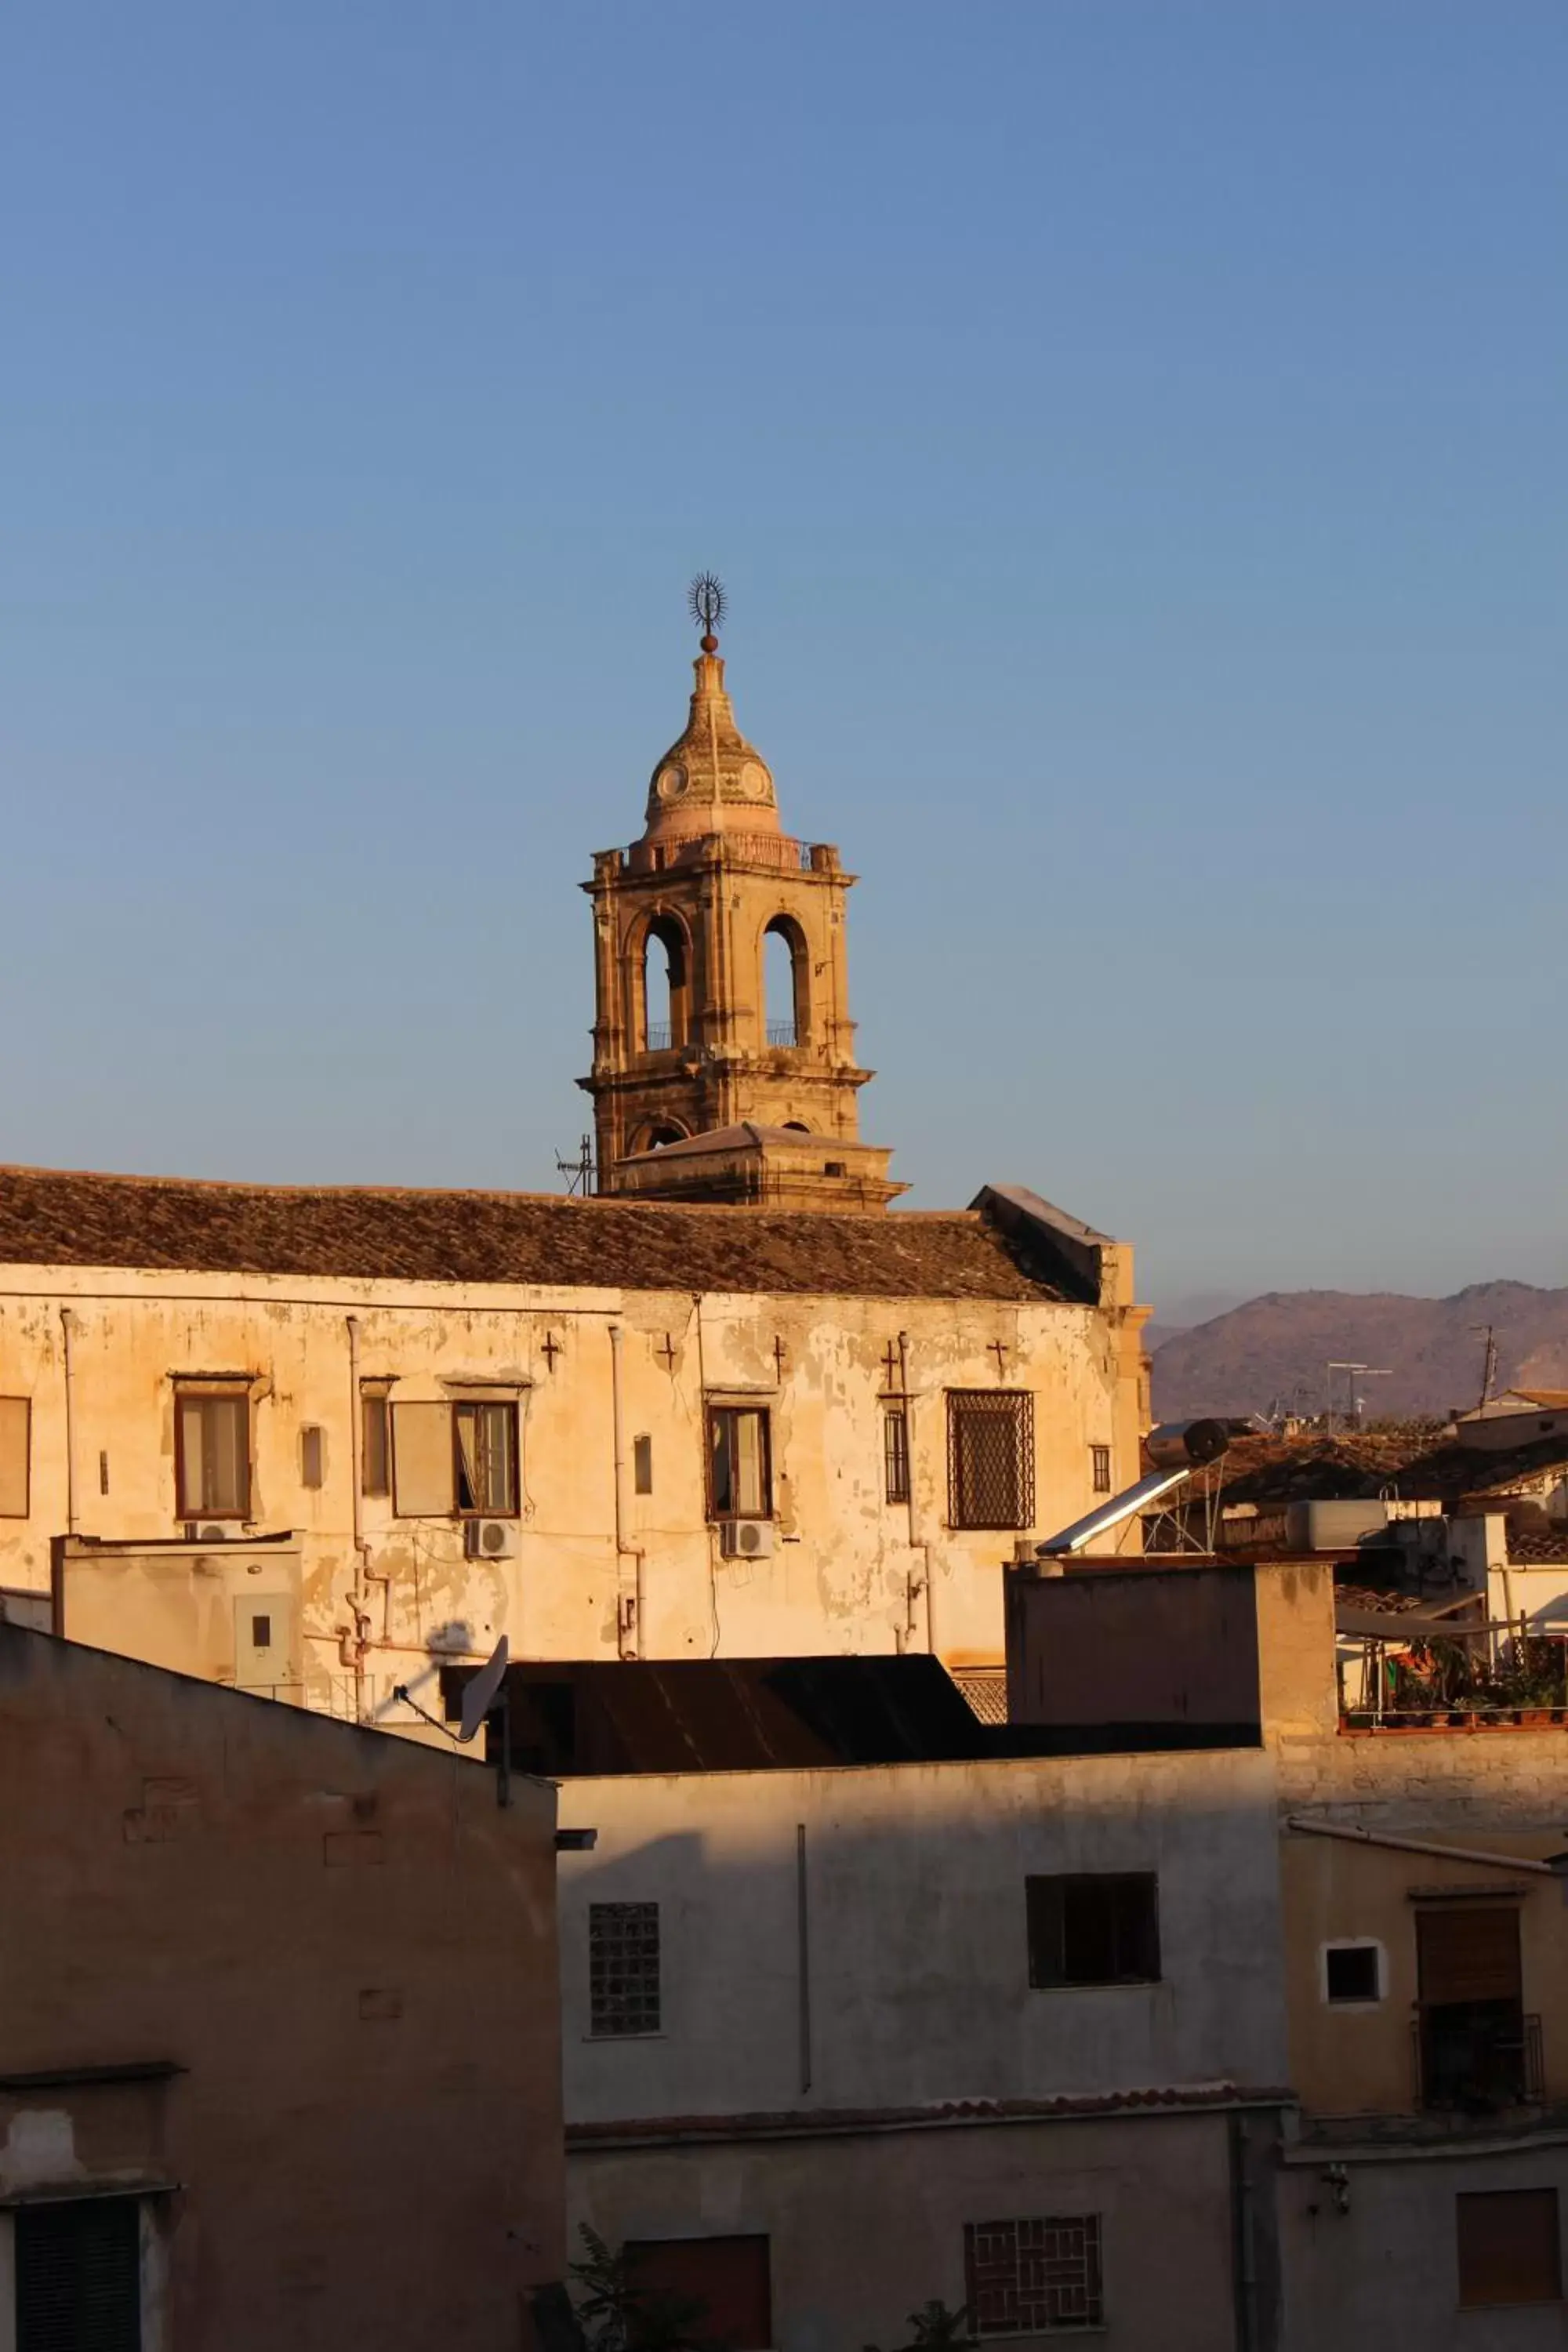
[579,586,904,1211]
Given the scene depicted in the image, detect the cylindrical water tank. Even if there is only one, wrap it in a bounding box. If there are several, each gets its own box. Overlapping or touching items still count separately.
[1145,1417,1230,1469]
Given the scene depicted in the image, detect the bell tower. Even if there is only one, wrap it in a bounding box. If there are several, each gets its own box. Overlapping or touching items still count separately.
[579,583,904,1210]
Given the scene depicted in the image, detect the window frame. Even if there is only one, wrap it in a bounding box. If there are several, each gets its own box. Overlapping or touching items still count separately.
[946,1390,1036,1532]
[361,1385,392,1497]
[1456,2187,1562,2309]
[0,1394,31,1518]
[174,1381,253,1522]
[1090,1443,1112,1495]
[884,1406,911,1504]
[1026,1871,1162,1990]
[451,1397,521,1519]
[964,2212,1105,2336]
[706,1403,773,1523]
[1323,1939,1385,2007]
[588,1899,662,2039]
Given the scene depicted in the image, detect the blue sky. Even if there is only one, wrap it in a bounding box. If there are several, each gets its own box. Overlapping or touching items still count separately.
[1,2,1563,1311]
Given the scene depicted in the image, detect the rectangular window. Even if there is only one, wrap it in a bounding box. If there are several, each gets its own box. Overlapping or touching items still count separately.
[0,1394,31,1517]
[300,1425,325,1490]
[624,2237,772,2352]
[453,1399,520,1516]
[1325,1944,1381,2004]
[965,2215,1103,2335]
[884,1408,910,1504]
[708,1406,771,1519]
[176,1387,251,1519]
[633,1433,654,1495]
[361,1388,391,1497]
[1091,1443,1112,1494]
[1417,1904,1529,2108]
[16,2194,143,2351]
[1026,1873,1161,1987]
[1457,2188,1561,2307]
[947,1392,1035,1530]
[590,1900,661,2037]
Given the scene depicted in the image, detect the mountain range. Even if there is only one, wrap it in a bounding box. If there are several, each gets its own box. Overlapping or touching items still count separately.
[1148,1280,1568,1423]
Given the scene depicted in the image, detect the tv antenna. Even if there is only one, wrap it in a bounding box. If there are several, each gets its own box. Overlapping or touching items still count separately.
[555,1135,596,1197]
[1471,1323,1498,1412]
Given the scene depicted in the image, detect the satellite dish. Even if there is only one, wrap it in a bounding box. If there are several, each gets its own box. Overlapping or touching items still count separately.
[458,1635,510,1744]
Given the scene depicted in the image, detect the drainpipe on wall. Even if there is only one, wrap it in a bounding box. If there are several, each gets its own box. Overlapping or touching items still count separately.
[898,1331,934,1656]
[59,1307,78,1537]
[608,1323,644,1660]
[341,1315,379,1717]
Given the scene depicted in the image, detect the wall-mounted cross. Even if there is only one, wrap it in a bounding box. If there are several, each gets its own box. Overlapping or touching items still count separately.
[774,1336,788,1380]
[657,1332,678,1371]
[989,1339,1009,1377]
[541,1333,562,1371]
[881,1340,902,1390]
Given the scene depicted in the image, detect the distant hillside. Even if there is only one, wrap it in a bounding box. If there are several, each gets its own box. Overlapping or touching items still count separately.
[1149,1280,1568,1422]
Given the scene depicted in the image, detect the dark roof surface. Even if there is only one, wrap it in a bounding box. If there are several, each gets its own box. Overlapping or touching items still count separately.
[440,1656,1259,1774]
[0,1163,1070,1300]
[443,1657,990,1774]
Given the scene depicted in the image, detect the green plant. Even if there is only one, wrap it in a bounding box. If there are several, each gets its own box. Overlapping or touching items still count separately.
[568,2225,713,2352]
[865,2298,978,2352]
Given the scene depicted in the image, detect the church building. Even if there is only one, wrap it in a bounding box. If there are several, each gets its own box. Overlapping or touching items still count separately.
[0,601,1150,1728]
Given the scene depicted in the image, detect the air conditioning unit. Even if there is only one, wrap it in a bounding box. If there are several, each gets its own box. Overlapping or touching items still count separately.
[465,1519,520,1561]
[719,1518,775,1560]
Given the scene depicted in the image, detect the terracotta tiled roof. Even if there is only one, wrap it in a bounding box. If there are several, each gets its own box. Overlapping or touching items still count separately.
[0,1163,1069,1301]
[566,2082,1293,2146]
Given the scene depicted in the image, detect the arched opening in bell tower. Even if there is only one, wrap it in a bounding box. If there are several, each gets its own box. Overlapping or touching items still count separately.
[637,914,690,1053]
[763,916,808,1050]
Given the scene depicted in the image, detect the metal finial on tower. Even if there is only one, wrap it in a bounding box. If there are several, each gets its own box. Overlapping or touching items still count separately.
[688,572,726,653]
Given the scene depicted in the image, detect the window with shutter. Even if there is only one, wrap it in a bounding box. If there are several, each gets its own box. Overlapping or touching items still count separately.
[174,1388,250,1519]
[16,2195,142,2351]
[0,1393,31,1516]
[390,1400,456,1516]
[1456,2188,1561,2307]
[623,2236,771,2351]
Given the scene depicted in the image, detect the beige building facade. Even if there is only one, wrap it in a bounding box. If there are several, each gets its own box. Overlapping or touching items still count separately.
[0,1172,1145,1722]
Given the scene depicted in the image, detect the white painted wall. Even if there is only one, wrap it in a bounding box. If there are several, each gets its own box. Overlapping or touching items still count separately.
[556,1748,1287,2127]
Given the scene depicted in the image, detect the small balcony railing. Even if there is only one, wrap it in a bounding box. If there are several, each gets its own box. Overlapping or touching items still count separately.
[1413,2005,1543,2111]
[765,1021,798,1048]
[644,1025,674,1051]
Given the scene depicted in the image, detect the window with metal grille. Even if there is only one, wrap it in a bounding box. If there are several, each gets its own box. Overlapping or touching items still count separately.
[1091,1443,1112,1494]
[964,2214,1103,2334]
[1027,1873,1161,1987]
[1457,2188,1561,2307]
[707,1406,771,1519]
[16,2194,143,2351]
[175,1386,251,1519]
[946,1392,1035,1530]
[884,1408,910,1504]
[590,1900,661,2036]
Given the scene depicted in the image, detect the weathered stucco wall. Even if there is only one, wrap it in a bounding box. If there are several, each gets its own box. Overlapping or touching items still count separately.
[1276,2140,1568,2352]
[555,1748,1288,2128]
[1282,1831,1568,2118]
[570,2112,1247,2352]
[0,1623,563,2350]
[0,1265,1142,1721]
